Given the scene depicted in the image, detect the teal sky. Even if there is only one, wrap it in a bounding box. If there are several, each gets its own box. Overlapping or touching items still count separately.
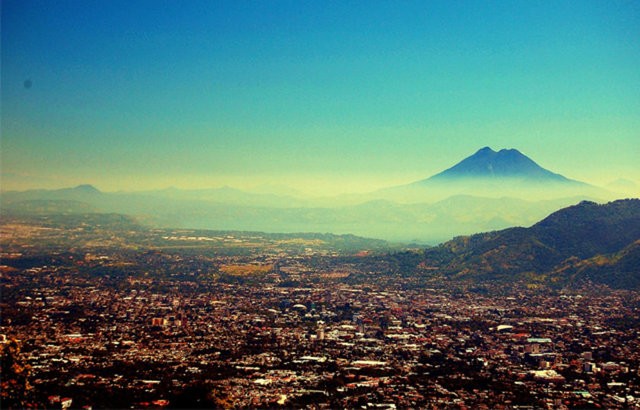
[2,0,639,195]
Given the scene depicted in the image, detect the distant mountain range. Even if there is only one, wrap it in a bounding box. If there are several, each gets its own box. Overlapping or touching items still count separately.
[424,199,640,288]
[2,147,635,243]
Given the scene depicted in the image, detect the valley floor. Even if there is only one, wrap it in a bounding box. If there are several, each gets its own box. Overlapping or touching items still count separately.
[2,251,640,409]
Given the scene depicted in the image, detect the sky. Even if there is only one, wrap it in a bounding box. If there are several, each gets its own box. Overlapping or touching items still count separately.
[2,0,639,195]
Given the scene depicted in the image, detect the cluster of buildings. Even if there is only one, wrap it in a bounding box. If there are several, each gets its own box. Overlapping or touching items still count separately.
[2,245,640,409]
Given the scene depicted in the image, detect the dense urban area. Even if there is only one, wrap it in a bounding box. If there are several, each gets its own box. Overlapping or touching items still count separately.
[1,214,640,409]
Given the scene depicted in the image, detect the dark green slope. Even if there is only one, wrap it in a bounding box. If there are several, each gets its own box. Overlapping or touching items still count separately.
[564,240,640,289]
[424,199,640,287]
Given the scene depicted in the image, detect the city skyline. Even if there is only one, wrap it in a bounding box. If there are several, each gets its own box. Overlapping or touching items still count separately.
[2,1,639,195]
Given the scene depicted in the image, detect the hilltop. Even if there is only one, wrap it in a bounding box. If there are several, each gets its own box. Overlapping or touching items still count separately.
[423,199,640,288]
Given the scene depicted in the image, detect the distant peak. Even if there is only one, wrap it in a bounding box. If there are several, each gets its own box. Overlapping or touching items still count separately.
[73,184,100,193]
[476,146,496,154]
[424,147,573,183]
[471,147,525,157]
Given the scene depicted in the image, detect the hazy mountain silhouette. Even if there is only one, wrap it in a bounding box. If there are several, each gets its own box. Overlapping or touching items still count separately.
[0,187,604,243]
[374,147,605,203]
[1,184,103,202]
[424,147,576,182]
[71,184,102,194]
[1,149,631,243]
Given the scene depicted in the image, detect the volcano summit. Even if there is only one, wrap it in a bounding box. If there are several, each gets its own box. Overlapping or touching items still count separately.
[425,147,575,183]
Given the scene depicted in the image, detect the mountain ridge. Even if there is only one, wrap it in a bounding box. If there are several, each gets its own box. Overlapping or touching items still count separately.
[423,198,640,288]
[1,148,631,242]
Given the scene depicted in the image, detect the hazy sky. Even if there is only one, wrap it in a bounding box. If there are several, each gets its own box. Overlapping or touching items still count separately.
[2,0,639,195]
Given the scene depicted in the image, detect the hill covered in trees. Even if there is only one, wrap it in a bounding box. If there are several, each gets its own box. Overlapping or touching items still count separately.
[422,199,640,288]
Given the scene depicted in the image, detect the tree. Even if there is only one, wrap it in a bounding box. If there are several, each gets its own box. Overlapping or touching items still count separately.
[1,339,34,408]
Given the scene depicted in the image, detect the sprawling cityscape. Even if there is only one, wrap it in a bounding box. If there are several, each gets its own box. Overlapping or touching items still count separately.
[2,215,639,409]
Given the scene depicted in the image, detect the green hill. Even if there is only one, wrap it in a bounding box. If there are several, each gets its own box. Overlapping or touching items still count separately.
[424,199,640,288]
